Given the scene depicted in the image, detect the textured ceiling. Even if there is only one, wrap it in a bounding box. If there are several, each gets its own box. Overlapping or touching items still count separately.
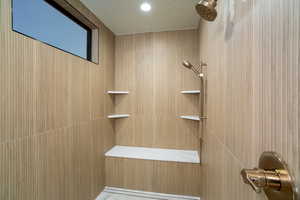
[80,0,200,35]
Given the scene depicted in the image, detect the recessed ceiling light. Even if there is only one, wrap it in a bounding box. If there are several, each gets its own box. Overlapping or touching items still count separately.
[140,2,151,12]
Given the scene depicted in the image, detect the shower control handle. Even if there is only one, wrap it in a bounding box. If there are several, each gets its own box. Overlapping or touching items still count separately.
[241,168,281,193]
[240,152,296,200]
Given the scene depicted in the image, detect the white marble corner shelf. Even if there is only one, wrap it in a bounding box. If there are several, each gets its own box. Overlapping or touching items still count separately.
[107,91,129,94]
[181,90,200,94]
[105,145,200,164]
[107,114,130,119]
[180,115,200,121]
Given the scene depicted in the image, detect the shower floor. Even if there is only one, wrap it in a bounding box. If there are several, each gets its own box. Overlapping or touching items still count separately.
[96,187,200,200]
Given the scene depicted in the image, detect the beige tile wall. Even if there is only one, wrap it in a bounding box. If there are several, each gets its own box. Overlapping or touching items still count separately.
[107,30,202,197]
[199,0,299,199]
[0,0,115,199]
[114,30,201,150]
[105,157,201,196]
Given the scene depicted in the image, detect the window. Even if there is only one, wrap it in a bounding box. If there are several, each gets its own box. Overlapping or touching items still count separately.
[12,0,94,61]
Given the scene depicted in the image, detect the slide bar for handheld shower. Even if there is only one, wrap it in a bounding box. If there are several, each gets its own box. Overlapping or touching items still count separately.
[182,61,208,120]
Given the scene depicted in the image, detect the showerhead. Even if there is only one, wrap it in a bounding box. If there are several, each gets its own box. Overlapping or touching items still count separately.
[195,0,218,22]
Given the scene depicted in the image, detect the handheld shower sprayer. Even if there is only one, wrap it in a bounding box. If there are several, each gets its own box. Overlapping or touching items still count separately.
[182,60,206,78]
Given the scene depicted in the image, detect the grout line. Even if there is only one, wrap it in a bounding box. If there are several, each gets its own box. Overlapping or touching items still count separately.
[204,129,246,168]
[115,27,199,36]
[0,118,107,146]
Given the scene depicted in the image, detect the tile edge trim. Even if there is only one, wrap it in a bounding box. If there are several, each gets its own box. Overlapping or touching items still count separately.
[96,186,201,200]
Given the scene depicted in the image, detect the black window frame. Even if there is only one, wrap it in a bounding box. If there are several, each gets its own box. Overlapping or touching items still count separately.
[11,0,93,62]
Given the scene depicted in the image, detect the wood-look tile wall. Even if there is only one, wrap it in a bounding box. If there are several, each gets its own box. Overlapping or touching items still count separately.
[199,0,300,199]
[114,30,201,150]
[0,0,115,199]
[106,157,201,196]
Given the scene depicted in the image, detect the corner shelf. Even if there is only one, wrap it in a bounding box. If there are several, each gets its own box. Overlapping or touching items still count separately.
[107,91,129,94]
[181,90,200,94]
[180,115,200,121]
[107,114,130,119]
